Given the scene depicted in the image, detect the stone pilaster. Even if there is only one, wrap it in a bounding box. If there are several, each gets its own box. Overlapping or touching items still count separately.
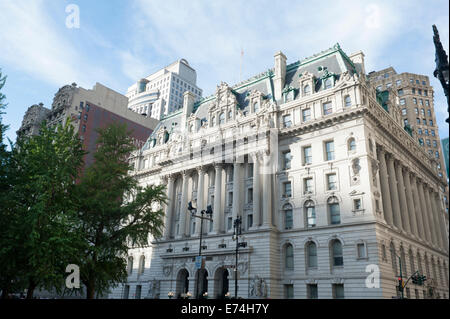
[195,167,206,236]
[386,154,403,231]
[403,170,419,237]
[377,147,394,226]
[212,163,223,234]
[395,161,411,234]
[232,162,241,222]
[417,181,432,245]
[250,153,261,229]
[178,171,189,238]
[163,175,174,239]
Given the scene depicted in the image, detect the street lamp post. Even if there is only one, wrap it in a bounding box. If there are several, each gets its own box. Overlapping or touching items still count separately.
[432,25,450,123]
[187,201,213,299]
[232,216,247,299]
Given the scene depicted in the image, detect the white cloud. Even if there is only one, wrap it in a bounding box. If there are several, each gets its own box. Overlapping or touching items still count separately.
[0,0,109,88]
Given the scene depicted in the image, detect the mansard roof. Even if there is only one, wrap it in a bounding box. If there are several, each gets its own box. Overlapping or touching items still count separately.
[142,43,357,151]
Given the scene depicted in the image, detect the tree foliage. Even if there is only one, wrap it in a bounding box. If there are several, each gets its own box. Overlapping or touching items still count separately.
[1,120,86,298]
[75,123,166,299]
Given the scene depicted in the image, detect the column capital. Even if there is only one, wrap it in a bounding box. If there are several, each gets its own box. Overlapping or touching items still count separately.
[196,166,207,174]
[213,162,223,170]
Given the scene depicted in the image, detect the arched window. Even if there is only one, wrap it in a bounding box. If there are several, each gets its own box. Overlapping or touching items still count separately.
[138,255,145,275]
[417,252,423,275]
[219,112,225,124]
[127,256,134,275]
[390,243,397,275]
[211,116,216,126]
[400,247,407,277]
[328,196,340,225]
[283,203,293,230]
[303,84,311,96]
[409,250,415,278]
[331,240,343,266]
[344,95,351,107]
[307,242,317,268]
[305,200,316,228]
[228,110,233,119]
[324,78,332,89]
[253,101,260,113]
[285,243,294,270]
[381,244,387,261]
[348,138,356,151]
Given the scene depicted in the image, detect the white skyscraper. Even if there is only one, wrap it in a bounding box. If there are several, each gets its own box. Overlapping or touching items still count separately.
[126,59,203,120]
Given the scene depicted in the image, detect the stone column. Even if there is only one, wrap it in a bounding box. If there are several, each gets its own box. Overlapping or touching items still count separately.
[426,187,443,247]
[429,190,444,250]
[178,171,189,238]
[232,162,241,222]
[387,154,403,231]
[433,193,449,252]
[212,164,223,234]
[411,175,426,240]
[403,170,419,237]
[195,168,205,236]
[262,154,273,227]
[377,147,394,226]
[395,161,411,234]
[163,175,175,239]
[251,153,261,229]
[417,181,432,244]
[424,187,438,247]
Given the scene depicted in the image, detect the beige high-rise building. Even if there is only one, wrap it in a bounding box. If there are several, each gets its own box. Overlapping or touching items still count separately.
[368,68,449,216]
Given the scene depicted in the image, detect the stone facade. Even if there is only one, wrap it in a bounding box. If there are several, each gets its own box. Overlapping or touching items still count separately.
[110,44,449,299]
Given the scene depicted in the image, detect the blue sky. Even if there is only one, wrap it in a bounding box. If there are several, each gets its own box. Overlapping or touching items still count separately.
[1,0,449,144]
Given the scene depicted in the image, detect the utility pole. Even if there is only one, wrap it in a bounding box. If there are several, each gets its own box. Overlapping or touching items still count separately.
[232,216,247,299]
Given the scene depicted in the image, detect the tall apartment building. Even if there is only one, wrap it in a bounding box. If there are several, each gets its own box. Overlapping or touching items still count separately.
[109,44,449,300]
[17,82,159,168]
[368,68,449,217]
[126,59,203,120]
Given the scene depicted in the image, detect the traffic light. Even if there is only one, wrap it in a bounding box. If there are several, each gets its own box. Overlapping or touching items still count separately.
[397,277,404,292]
[412,275,418,285]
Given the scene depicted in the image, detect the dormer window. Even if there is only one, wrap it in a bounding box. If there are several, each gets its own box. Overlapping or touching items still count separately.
[303,84,311,96]
[253,101,259,113]
[324,78,333,90]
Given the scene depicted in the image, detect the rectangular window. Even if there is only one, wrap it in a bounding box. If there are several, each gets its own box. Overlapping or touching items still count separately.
[135,285,142,299]
[419,99,423,106]
[228,192,233,206]
[248,188,253,203]
[376,85,382,91]
[403,119,409,126]
[332,284,345,299]
[82,124,86,133]
[283,151,291,170]
[426,100,430,106]
[327,174,337,190]
[283,114,292,128]
[307,284,318,299]
[415,107,419,114]
[302,108,311,122]
[325,141,335,161]
[400,98,406,105]
[283,181,292,198]
[227,217,233,230]
[284,284,294,299]
[396,80,402,86]
[386,82,392,88]
[303,146,312,164]
[418,128,422,135]
[354,199,362,210]
[401,108,407,115]
[357,243,366,258]
[418,89,422,95]
[398,89,404,96]
[429,120,433,126]
[304,178,313,193]
[123,285,130,299]
[413,98,417,104]
[330,203,341,224]
[80,101,84,109]
[248,163,254,178]
[323,102,333,115]
[431,130,435,136]
[247,214,253,229]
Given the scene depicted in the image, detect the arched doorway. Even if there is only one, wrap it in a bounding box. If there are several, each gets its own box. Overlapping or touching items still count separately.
[214,267,229,299]
[195,269,208,298]
[176,269,189,298]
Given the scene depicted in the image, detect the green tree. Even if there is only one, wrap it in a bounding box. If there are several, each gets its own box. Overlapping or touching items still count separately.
[2,120,86,298]
[75,123,166,299]
[0,68,17,299]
